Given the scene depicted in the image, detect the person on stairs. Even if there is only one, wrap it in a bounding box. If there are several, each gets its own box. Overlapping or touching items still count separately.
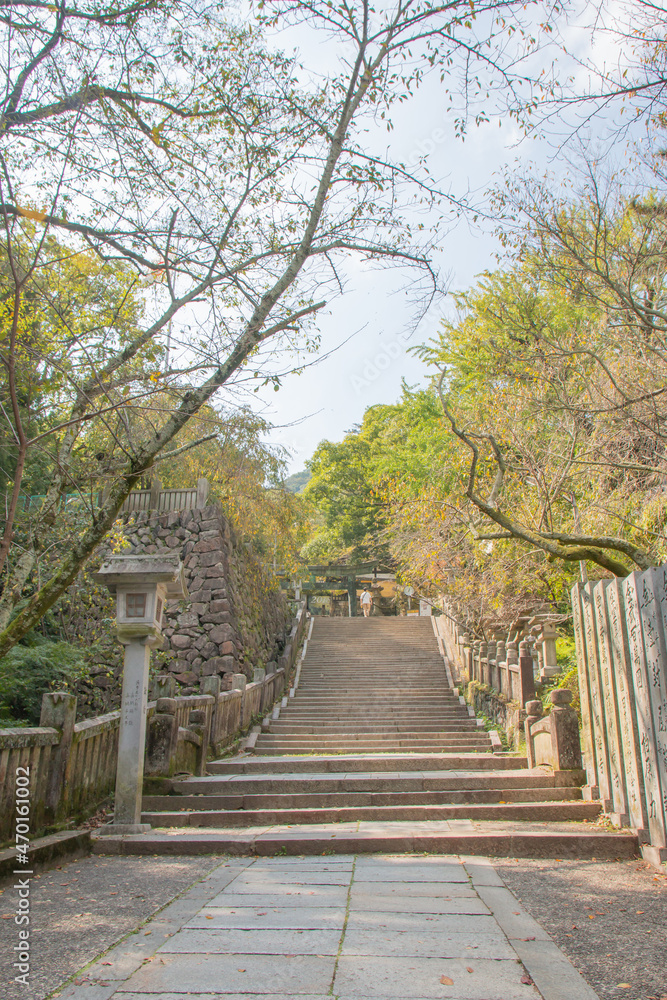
[360,588,373,617]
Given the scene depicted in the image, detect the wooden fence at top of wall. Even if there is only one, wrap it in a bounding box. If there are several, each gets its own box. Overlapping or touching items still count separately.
[0,605,307,845]
[6,478,211,520]
[120,478,210,514]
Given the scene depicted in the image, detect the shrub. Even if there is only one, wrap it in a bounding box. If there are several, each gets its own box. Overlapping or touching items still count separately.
[0,640,88,725]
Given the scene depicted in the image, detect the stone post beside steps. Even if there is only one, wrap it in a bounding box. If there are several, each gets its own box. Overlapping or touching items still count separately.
[187,709,211,777]
[145,698,179,777]
[40,692,77,821]
[548,689,583,771]
[524,689,584,776]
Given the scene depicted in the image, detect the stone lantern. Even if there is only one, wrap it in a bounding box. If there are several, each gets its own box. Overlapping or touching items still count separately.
[93,553,188,834]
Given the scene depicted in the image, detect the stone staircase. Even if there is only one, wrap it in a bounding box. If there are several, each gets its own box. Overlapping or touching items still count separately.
[127,616,640,859]
[254,617,493,755]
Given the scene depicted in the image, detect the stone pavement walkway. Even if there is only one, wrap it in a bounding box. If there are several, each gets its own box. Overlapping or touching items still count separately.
[51,854,599,1000]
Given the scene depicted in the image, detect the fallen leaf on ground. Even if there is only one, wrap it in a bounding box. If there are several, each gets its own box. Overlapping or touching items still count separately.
[101,962,112,966]
[521,974,534,985]
[636,910,645,914]
[237,968,246,972]
[616,985,631,989]
[440,975,454,985]
[466,967,473,973]
[519,937,535,941]
[205,915,214,920]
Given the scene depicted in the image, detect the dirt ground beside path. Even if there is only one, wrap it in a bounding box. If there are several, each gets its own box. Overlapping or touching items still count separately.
[0,854,225,1000]
[495,857,667,1000]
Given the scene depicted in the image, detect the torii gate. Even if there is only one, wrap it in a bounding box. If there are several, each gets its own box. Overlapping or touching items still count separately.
[304,562,380,616]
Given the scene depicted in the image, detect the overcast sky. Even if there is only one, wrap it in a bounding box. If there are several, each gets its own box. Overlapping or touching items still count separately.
[240,5,631,475]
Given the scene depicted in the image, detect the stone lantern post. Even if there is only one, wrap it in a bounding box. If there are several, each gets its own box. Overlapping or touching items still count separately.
[93,554,188,834]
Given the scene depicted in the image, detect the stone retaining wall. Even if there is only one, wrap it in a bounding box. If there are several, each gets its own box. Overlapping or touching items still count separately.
[89,504,291,704]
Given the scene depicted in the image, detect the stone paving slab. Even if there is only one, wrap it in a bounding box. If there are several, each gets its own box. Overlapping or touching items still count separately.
[340,928,516,959]
[160,927,341,954]
[114,952,337,994]
[347,893,490,914]
[350,880,475,897]
[344,910,502,935]
[186,906,348,929]
[112,995,333,1000]
[235,870,353,885]
[205,888,348,907]
[334,954,541,1000]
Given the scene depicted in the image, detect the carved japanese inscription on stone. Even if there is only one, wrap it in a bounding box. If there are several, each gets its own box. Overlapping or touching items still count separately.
[605,578,648,833]
[623,571,667,848]
[593,580,628,822]
[646,567,667,837]
[571,583,598,785]
[580,583,612,806]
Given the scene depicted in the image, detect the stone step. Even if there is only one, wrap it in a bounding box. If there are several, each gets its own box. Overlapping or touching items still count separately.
[143,787,582,811]
[256,731,491,742]
[253,745,493,756]
[267,725,480,734]
[284,697,459,705]
[93,822,638,860]
[140,800,602,827]
[253,742,493,753]
[279,705,465,712]
[275,713,470,720]
[207,753,525,774]
[167,768,568,794]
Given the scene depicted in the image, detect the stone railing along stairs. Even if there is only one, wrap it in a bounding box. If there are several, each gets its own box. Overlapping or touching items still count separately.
[117,617,640,858]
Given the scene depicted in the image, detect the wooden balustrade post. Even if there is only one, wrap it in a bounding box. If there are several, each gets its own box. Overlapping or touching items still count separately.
[479,641,488,686]
[470,640,478,682]
[196,477,210,508]
[487,640,497,689]
[524,700,543,769]
[201,676,222,748]
[40,692,77,821]
[149,476,162,511]
[518,640,536,706]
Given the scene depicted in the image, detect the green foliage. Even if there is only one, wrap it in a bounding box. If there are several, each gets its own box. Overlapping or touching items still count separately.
[0,639,88,725]
[283,470,312,494]
[303,385,450,564]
